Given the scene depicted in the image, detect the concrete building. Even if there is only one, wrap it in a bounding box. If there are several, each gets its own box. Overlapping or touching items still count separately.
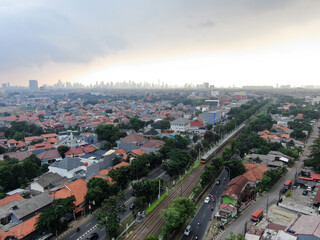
[202,111,222,125]
[170,118,190,132]
[29,80,38,91]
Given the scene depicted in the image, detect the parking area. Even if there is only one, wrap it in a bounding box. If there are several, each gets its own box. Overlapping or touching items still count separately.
[284,186,315,208]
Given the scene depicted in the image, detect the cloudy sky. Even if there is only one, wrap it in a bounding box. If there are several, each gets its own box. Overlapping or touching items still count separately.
[1,0,320,87]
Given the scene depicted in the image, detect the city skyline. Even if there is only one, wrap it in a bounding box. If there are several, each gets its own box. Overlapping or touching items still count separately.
[1,1,320,87]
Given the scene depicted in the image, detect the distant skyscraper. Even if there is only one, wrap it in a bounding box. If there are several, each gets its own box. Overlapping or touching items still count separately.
[203,82,209,89]
[29,80,38,91]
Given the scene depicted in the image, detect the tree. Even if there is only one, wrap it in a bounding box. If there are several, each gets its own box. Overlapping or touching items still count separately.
[132,179,163,204]
[95,124,126,146]
[224,158,246,179]
[86,177,113,208]
[108,166,131,189]
[38,114,45,120]
[129,117,145,132]
[35,196,76,236]
[96,194,125,239]
[161,197,196,239]
[40,164,49,173]
[0,145,5,154]
[154,120,170,130]
[224,232,245,240]
[57,146,70,158]
[145,236,159,240]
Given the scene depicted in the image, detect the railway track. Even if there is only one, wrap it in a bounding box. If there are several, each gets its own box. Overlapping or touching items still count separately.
[126,162,206,239]
[125,104,268,239]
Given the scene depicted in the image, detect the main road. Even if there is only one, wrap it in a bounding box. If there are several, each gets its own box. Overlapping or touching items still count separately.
[181,169,230,240]
[217,120,320,240]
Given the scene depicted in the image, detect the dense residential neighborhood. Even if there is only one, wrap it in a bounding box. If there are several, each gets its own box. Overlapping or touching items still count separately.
[0,89,320,240]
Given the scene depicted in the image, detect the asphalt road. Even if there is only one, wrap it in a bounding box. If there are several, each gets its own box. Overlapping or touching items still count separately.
[217,121,320,240]
[181,169,230,240]
[59,167,169,240]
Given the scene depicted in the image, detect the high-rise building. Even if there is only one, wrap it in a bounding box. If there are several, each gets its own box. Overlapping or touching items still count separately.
[29,80,38,91]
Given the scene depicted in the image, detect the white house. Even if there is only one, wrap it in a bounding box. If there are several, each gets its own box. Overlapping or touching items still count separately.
[170,118,190,132]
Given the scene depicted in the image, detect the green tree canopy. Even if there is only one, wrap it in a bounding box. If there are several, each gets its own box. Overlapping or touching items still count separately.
[57,145,70,158]
[35,196,76,235]
[96,194,125,239]
[161,197,196,239]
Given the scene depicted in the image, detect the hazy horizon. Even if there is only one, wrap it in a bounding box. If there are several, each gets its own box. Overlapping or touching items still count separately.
[1,0,320,88]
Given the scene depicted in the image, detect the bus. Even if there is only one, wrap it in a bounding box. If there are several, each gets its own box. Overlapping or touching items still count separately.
[251,209,263,222]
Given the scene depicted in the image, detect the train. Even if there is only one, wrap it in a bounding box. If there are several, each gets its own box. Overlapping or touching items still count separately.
[200,124,246,164]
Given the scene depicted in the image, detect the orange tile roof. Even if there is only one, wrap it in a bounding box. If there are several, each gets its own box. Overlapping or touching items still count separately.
[98,169,109,175]
[130,149,147,157]
[46,138,59,144]
[0,193,24,207]
[113,161,131,169]
[243,163,269,182]
[41,133,57,138]
[115,149,127,159]
[65,148,84,155]
[92,175,113,183]
[0,230,14,240]
[7,214,40,239]
[54,179,87,206]
[281,134,290,139]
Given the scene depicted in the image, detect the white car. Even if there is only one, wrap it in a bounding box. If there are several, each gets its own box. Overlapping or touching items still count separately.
[204,197,210,203]
[184,225,192,236]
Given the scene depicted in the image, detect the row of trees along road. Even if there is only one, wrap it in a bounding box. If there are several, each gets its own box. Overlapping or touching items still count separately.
[158,100,271,239]
[306,135,320,172]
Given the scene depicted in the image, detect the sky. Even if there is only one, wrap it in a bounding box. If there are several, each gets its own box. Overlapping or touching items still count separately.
[1,0,320,88]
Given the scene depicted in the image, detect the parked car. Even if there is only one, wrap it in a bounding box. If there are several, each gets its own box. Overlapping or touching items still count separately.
[215,180,220,185]
[86,233,99,240]
[184,225,192,236]
[204,197,210,203]
[302,190,308,195]
[129,204,135,210]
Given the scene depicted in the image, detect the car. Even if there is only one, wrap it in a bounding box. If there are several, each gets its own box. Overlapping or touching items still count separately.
[215,180,220,185]
[86,233,99,240]
[204,196,210,203]
[184,225,192,236]
[302,190,308,195]
[129,204,135,210]
[307,186,312,192]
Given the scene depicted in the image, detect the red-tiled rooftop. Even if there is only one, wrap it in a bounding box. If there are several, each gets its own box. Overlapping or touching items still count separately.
[54,179,87,206]
[0,193,24,207]
[140,140,164,149]
[130,149,147,157]
[65,148,84,155]
[7,214,40,239]
[121,133,146,143]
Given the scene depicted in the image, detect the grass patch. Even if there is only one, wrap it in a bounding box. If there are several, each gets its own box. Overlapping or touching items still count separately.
[145,160,200,215]
[146,191,169,215]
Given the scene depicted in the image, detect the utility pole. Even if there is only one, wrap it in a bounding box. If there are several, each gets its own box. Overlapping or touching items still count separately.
[158,180,161,202]
[266,194,269,221]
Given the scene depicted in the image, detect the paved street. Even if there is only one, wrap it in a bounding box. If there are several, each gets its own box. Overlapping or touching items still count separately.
[181,169,229,240]
[217,120,320,240]
[58,167,169,240]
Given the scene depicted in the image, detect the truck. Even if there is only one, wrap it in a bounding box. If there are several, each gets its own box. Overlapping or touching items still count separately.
[284,180,292,190]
